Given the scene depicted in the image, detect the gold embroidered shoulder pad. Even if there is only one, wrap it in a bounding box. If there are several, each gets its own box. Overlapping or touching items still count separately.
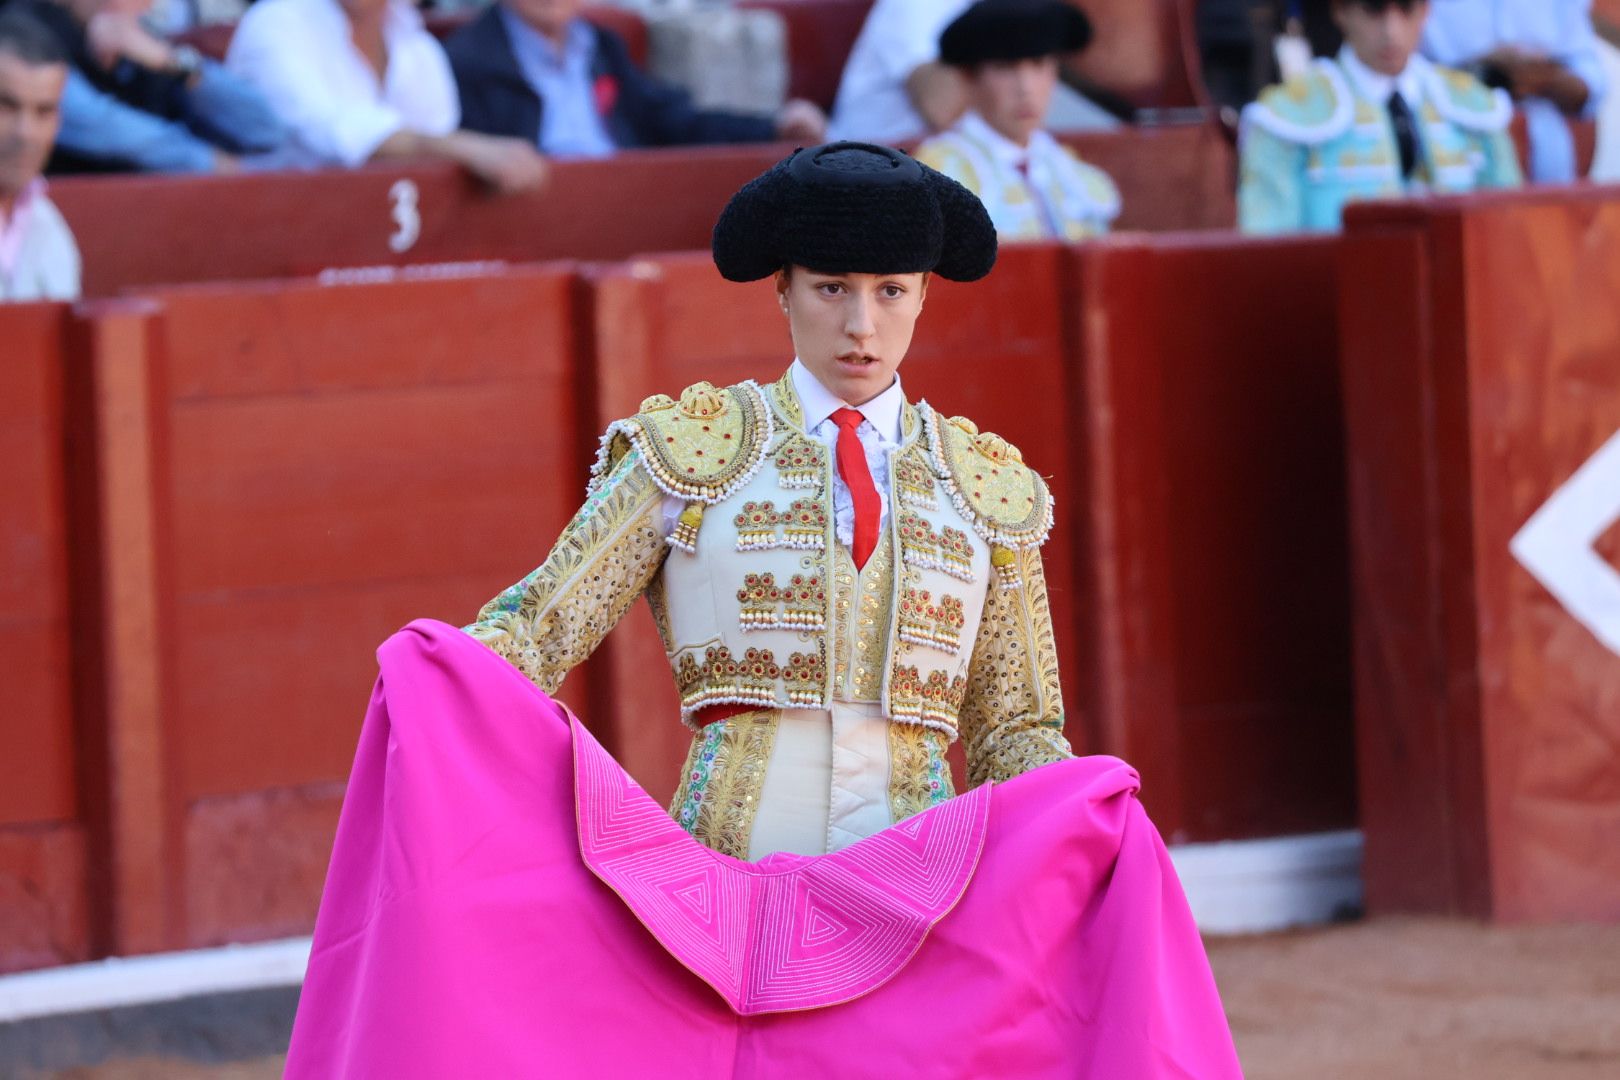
[919,402,1054,550]
[1243,60,1353,146]
[587,379,775,504]
[1425,64,1513,134]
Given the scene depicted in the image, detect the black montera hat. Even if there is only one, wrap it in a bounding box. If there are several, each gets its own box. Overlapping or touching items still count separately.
[939,0,1094,67]
[711,142,998,282]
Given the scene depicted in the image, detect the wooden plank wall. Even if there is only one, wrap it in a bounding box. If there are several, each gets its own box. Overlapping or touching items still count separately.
[48,124,1234,298]
[0,222,1367,970]
[1343,189,1620,921]
[1064,235,1354,841]
[0,303,89,971]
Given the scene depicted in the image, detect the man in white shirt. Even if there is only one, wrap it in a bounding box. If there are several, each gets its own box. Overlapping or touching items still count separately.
[0,10,80,302]
[226,0,546,192]
[1422,0,1607,183]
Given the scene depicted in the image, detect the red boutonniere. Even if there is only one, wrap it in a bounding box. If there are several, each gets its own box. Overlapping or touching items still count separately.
[593,74,620,117]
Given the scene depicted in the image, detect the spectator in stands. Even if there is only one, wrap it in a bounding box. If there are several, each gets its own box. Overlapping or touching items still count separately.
[0,9,78,298]
[445,0,826,157]
[1422,0,1606,184]
[915,0,1119,240]
[13,0,288,173]
[226,0,547,192]
[1238,0,1521,234]
[828,0,1115,145]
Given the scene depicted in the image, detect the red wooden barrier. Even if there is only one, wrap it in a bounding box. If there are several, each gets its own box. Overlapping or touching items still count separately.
[1064,234,1355,842]
[51,125,1232,298]
[1066,123,1233,231]
[2,225,1358,967]
[1343,188,1620,921]
[59,266,595,952]
[0,303,90,974]
[51,146,797,297]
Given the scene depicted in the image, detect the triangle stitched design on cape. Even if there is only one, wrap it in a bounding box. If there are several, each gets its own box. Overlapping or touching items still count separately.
[572,718,990,1015]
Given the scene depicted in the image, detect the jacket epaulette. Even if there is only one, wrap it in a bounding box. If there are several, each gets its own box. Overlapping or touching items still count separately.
[919,403,1054,550]
[588,380,776,505]
[1425,64,1514,133]
[1063,148,1124,220]
[1242,59,1355,146]
[913,141,983,194]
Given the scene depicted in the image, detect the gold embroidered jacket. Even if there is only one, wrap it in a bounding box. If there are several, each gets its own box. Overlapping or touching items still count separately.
[465,370,1073,852]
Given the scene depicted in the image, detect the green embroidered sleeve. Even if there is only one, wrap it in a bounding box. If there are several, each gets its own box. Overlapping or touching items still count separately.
[957,545,1074,787]
[463,448,669,694]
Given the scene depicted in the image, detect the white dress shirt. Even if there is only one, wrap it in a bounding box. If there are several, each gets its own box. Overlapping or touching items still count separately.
[0,181,81,303]
[828,0,971,144]
[790,359,903,550]
[1423,0,1607,182]
[1338,46,1428,114]
[500,10,617,158]
[226,0,460,168]
[920,110,1121,239]
[659,361,903,550]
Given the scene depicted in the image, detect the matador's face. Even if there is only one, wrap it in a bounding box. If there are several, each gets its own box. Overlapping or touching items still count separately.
[775,266,928,407]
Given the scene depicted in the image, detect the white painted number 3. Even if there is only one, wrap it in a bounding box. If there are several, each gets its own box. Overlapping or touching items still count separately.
[389,179,421,254]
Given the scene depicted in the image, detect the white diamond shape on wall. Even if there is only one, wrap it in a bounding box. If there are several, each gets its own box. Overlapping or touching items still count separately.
[1509,428,1620,658]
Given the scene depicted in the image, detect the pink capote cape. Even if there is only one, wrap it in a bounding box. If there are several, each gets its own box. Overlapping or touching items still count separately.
[285,620,1243,1078]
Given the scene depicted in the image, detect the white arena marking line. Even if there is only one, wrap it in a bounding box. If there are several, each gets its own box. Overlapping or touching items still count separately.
[1511,427,1620,658]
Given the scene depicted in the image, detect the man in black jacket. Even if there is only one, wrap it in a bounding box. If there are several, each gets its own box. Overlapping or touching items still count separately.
[445,0,825,156]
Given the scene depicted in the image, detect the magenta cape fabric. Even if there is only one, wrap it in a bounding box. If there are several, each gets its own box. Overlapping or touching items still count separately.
[285,620,1243,1078]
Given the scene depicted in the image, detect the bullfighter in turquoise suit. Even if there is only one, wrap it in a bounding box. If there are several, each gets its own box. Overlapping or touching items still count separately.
[1239,0,1522,234]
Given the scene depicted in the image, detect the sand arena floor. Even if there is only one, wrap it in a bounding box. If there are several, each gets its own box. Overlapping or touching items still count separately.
[34,917,1620,1080]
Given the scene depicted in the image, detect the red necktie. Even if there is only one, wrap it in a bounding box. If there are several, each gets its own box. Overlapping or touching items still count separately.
[831,407,880,569]
[1015,159,1063,239]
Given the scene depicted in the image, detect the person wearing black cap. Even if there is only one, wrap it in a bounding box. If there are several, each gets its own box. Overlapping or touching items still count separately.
[464,141,1075,860]
[915,0,1120,241]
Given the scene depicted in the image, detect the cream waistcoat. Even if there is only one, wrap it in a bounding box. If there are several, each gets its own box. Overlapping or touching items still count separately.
[593,375,1052,741]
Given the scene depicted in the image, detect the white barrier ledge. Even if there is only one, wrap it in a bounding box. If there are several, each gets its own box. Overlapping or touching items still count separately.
[0,937,311,1024]
[0,830,1363,1021]
[1172,828,1365,935]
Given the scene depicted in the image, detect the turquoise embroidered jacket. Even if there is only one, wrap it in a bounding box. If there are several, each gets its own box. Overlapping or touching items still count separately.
[1238,56,1523,234]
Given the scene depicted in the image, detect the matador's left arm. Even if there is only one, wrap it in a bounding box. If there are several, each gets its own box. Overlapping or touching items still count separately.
[956,544,1075,788]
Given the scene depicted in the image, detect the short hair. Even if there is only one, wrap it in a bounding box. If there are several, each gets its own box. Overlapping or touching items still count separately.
[0,10,69,67]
